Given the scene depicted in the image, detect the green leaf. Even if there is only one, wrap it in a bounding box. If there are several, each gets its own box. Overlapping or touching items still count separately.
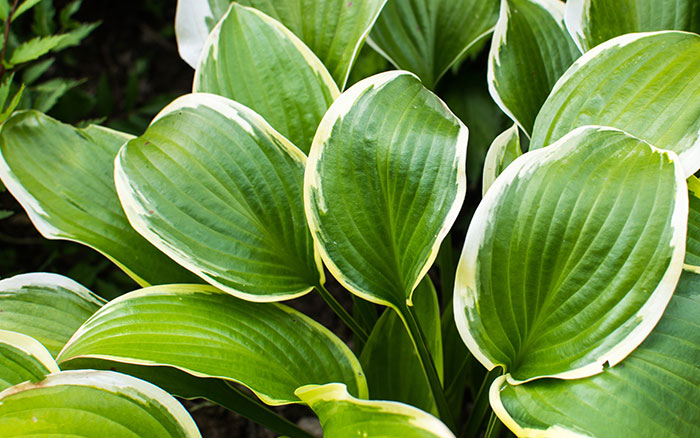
[12,0,41,21]
[115,93,322,301]
[0,273,104,357]
[177,0,385,88]
[482,124,521,196]
[8,34,70,65]
[0,330,59,391]
[488,0,581,135]
[52,22,100,51]
[31,77,83,112]
[360,277,443,414]
[0,370,201,437]
[491,269,700,437]
[0,111,199,287]
[305,71,467,309]
[454,126,687,383]
[565,0,700,52]
[296,383,455,438]
[369,0,499,89]
[57,284,368,405]
[530,31,700,177]
[686,176,700,268]
[194,3,339,153]
[0,0,8,21]
[21,58,54,85]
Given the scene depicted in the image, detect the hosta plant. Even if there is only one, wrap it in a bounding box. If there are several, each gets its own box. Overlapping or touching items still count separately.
[0,0,699,437]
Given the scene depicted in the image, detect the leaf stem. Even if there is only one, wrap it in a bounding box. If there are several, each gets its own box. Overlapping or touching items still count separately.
[0,0,19,78]
[315,283,369,344]
[461,367,502,438]
[398,302,456,432]
[485,411,504,438]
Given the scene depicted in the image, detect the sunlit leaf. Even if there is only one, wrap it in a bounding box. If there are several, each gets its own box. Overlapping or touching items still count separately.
[455,126,687,383]
[686,176,700,267]
[482,124,521,196]
[58,284,367,405]
[0,330,59,391]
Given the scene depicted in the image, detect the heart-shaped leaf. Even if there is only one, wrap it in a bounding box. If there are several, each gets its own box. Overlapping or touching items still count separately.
[369,0,499,89]
[0,370,200,437]
[58,284,367,405]
[490,269,700,437]
[305,71,467,309]
[482,124,521,196]
[115,93,322,302]
[0,330,59,391]
[565,0,700,52]
[194,3,339,153]
[454,126,687,383]
[0,111,198,287]
[530,31,700,177]
[360,277,443,414]
[296,383,455,438]
[0,273,104,357]
[687,176,700,268]
[488,0,581,135]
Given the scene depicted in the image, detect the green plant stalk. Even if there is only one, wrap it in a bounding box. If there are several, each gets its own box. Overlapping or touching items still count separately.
[0,0,19,77]
[398,302,456,432]
[461,367,503,438]
[485,411,504,438]
[438,235,456,310]
[315,283,369,344]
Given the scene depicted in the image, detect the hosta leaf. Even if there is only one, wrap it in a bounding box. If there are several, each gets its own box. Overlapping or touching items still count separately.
[686,176,700,267]
[0,273,104,357]
[491,269,700,438]
[565,0,700,52]
[177,0,386,88]
[0,330,59,391]
[57,284,367,405]
[369,0,499,89]
[488,0,581,135]
[0,370,200,437]
[454,126,687,383]
[530,31,700,177]
[0,111,198,287]
[305,71,467,309]
[115,93,322,302]
[482,124,521,196]
[194,3,338,153]
[297,383,455,438]
[360,277,443,414]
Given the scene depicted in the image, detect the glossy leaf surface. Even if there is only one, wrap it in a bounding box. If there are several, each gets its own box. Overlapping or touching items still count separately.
[531,31,700,177]
[488,0,581,135]
[492,269,700,438]
[194,3,339,153]
[687,176,700,267]
[455,126,687,382]
[0,273,104,357]
[369,0,499,89]
[0,330,59,391]
[482,124,521,196]
[296,383,455,438]
[305,71,467,309]
[58,284,367,405]
[0,111,198,286]
[0,370,200,437]
[116,94,322,302]
[360,277,443,413]
[565,0,700,52]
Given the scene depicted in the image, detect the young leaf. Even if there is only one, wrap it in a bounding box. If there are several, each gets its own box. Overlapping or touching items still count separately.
[488,0,581,136]
[491,269,700,438]
[530,31,700,177]
[115,93,322,302]
[686,176,700,268]
[58,284,368,405]
[0,111,199,287]
[454,126,687,383]
[482,124,521,196]
[565,0,700,52]
[369,0,499,89]
[296,383,455,438]
[0,370,201,437]
[360,277,443,414]
[0,330,59,391]
[305,71,467,310]
[8,34,70,65]
[0,273,104,357]
[194,3,339,153]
